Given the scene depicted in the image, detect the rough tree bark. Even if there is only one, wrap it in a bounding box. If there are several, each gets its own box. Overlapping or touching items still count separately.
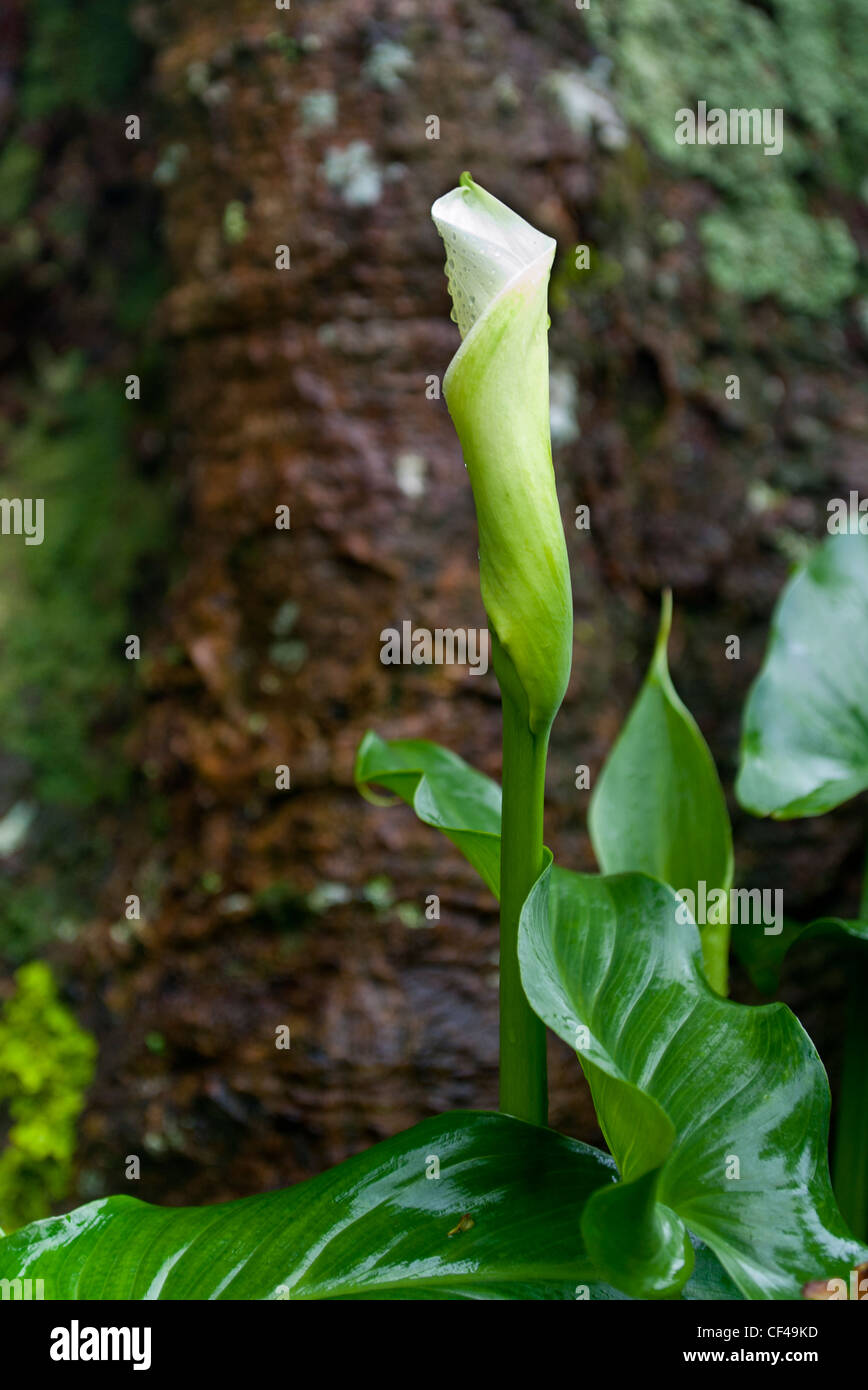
[60,0,867,1206]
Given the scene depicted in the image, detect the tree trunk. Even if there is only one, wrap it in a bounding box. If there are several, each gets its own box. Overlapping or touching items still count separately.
[52,0,867,1206]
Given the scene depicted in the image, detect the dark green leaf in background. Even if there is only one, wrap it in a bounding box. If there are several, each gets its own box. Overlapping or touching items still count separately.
[733,915,868,995]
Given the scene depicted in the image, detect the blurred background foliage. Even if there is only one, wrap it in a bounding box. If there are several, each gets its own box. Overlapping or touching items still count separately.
[0,0,168,1218]
[590,0,865,314]
[0,961,96,1231]
[0,0,865,1228]
[0,359,164,806]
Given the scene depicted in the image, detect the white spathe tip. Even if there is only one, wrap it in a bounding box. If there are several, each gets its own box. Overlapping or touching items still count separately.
[432,173,556,339]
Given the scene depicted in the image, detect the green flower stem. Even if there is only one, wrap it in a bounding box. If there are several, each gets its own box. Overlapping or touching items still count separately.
[831,842,868,1240]
[499,694,549,1125]
[430,176,570,1126]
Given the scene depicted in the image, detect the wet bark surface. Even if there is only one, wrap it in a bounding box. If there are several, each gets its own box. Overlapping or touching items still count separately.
[4,1,866,1208]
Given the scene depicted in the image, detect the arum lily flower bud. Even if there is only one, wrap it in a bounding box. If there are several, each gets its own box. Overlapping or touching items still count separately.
[432,173,573,734]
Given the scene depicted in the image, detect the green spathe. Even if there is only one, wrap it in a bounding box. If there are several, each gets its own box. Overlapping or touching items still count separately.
[432,174,572,734]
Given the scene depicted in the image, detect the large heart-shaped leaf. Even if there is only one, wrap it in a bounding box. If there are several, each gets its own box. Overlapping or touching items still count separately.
[737,532,868,818]
[588,593,733,991]
[519,865,868,1299]
[0,1112,627,1300]
[733,914,868,995]
[357,736,868,1298]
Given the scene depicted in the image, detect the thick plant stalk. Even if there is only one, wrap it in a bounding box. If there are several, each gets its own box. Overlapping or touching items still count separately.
[432,176,572,1122]
[832,847,868,1240]
[499,692,549,1124]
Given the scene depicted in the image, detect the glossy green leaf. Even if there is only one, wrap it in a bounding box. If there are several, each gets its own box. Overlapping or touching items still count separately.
[355,730,505,895]
[356,734,865,1298]
[588,593,733,990]
[0,1112,626,1300]
[519,865,868,1299]
[733,915,868,994]
[737,532,868,818]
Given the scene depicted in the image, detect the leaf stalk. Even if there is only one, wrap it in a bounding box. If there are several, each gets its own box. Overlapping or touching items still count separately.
[831,841,868,1240]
